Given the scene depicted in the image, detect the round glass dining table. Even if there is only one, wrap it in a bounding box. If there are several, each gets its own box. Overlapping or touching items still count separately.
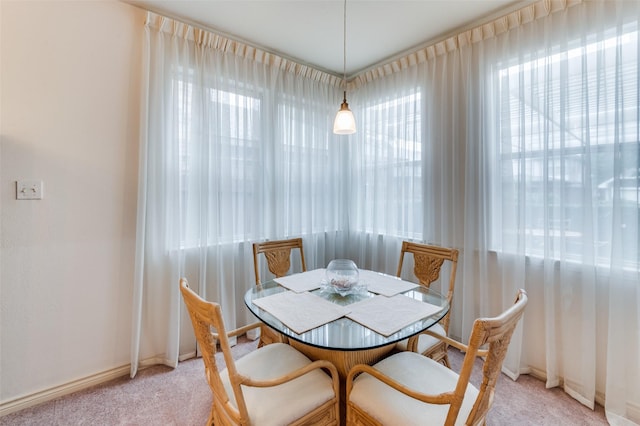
[244,278,449,379]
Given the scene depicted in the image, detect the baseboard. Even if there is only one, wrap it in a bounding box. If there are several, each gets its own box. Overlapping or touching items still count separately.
[246,327,260,341]
[0,350,204,418]
[178,351,196,362]
[0,364,130,417]
[526,365,547,381]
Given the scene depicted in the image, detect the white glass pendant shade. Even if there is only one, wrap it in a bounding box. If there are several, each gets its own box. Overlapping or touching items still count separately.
[334,0,356,135]
[333,92,356,134]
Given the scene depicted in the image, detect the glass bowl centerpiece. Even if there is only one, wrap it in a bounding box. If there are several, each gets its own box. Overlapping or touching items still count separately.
[324,259,362,296]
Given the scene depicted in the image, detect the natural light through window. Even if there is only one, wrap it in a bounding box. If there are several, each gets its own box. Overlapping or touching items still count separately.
[358,91,423,239]
[176,79,262,248]
[495,27,639,269]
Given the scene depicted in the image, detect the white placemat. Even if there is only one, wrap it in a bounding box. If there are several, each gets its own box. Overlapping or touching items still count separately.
[273,268,326,293]
[346,294,443,337]
[251,290,349,334]
[359,270,419,297]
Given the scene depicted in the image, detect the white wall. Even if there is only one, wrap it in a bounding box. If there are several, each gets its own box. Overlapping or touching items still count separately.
[0,0,144,408]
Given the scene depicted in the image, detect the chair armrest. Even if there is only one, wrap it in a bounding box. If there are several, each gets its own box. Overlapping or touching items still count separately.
[346,363,456,406]
[238,359,340,394]
[227,322,262,339]
[421,330,488,357]
[212,322,262,340]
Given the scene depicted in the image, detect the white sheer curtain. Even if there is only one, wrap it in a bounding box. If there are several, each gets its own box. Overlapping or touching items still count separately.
[491,2,640,422]
[131,12,348,377]
[133,3,640,422]
[346,69,425,273]
[350,1,639,423]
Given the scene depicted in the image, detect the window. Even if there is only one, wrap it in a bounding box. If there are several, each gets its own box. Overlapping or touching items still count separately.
[173,75,342,249]
[276,94,336,235]
[175,78,262,247]
[358,90,423,238]
[494,26,639,269]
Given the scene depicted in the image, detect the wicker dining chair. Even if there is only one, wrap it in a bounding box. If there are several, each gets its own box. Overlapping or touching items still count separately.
[252,238,307,347]
[395,241,459,367]
[346,289,528,426]
[179,278,340,426]
[252,237,307,284]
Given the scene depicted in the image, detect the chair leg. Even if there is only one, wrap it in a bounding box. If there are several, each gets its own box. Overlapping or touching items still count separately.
[207,403,215,425]
[442,352,451,368]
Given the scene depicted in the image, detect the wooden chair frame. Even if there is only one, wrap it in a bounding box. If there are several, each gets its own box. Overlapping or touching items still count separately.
[396,241,459,366]
[252,238,307,346]
[179,278,340,425]
[346,289,528,426]
[252,237,307,284]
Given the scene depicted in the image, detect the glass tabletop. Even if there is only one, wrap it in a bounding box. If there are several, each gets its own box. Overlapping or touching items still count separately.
[244,277,449,351]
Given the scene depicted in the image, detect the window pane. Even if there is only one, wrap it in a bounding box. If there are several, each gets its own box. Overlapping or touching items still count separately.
[495,26,639,269]
[357,90,423,238]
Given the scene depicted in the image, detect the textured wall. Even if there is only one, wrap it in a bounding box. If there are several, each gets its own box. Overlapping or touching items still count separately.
[1,0,144,405]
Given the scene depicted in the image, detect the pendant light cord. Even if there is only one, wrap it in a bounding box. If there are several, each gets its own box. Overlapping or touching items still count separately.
[343,0,347,90]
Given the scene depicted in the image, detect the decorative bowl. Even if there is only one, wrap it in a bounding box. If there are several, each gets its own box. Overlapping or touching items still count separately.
[325,259,360,296]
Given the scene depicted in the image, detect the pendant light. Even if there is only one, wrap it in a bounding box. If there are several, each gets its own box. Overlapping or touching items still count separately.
[333,0,356,134]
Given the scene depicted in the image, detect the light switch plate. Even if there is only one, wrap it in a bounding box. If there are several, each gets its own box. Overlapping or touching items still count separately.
[16,180,44,200]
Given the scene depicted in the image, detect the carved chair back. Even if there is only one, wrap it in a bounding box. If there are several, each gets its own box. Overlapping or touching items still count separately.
[396,241,458,332]
[252,238,307,284]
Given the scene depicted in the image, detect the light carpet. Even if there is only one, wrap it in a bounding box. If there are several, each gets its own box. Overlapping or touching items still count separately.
[0,337,607,425]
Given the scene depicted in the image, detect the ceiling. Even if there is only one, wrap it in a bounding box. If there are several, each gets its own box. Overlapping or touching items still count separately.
[127,0,530,77]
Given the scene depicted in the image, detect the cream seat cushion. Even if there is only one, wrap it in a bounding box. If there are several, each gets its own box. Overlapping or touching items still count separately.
[395,323,445,353]
[349,351,479,426]
[221,343,335,426]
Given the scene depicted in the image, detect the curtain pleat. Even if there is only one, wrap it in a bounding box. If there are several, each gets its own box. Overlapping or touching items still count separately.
[351,0,582,89]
